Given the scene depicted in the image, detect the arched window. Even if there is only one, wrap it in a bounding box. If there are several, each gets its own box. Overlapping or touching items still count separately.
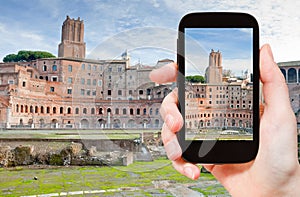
[136,108,140,115]
[35,106,38,113]
[40,106,44,114]
[143,108,146,115]
[115,108,119,115]
[155,108,159,115]
[123,108,126,115]
[83,108,87,114]
[67,107,71,114]
[280,69,286,80]
[107,108,111,114]
[99,108,103,115]
[91,108,95,114]
[30,106,33,113]
[130,108,134,115]
[60,107,63,114]
[25,105,28,113]
[288,68,297,83]
[150,108,153,115]
[47,107,50,114]
[53,107,57,114]
[16,104,19,113]
[52,65,57,71]
[43,65,47,71]
[75,108,79,114]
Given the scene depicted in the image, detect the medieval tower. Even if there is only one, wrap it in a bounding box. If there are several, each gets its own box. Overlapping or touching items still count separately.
[205,49,223,84]
[58,16,86,59]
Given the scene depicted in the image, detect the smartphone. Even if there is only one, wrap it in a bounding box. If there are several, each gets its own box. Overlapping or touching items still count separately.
[177,12,259,163]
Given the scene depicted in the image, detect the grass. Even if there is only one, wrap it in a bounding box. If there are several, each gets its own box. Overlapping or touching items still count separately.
[0,159,222,196]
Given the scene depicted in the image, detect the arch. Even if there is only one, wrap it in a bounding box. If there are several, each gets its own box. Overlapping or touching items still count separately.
[80,119,89,128]
[98,119,106,128]
[35,106,38,113]
[115,108,119,115]
[60,107,63,114]
[128,119,135,128]
[53,107,57,114]
[25,105,28,113]
[75,107,79,114]
[143,108,147,115]
[52,65,57,71]
[149,108,153,115]
[30,106,33,113]
[122,108,126,115]
[83,108,87,114]
[16,104,19,113]
[199,120,204,128]
[19,119,23,126]
[47,106,50,114]
[239,120,243,127]
[136,108,140,115]
[113,119,121,128]
[107,108,111,114]
[28,119,33,125]
[130,108,134,115]
[154,119,160,128]
[91,108,95,114]
[232,119,236,127]
[39,119,45,128]
[288,68,297,83]
[99,107,103,115]
[214,119,220,127]
[280,68,286,80]
[20,105,24,113]
[40,106,44,113]
[51,119,58,128]
[67,107,71,114]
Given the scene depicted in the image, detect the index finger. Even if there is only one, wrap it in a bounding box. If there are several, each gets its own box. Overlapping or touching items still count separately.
[149,62,178,84]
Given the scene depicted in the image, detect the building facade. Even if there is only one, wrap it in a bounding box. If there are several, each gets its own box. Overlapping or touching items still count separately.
[0,16,172,129]
[185,50,253,133]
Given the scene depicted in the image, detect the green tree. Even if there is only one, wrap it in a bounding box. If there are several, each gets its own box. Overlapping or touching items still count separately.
[3,50,55,62]
[185,75,205,83]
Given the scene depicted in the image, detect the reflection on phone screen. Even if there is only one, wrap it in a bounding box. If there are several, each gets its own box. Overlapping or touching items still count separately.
[185,28,253,141]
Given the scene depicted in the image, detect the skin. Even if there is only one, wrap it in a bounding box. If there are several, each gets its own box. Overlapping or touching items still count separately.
[149,44,300,196]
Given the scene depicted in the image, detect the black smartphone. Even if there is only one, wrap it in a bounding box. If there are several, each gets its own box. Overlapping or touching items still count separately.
[177,12,259,163]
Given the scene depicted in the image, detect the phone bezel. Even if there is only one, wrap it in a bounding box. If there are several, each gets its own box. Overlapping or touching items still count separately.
[177,12,260,163]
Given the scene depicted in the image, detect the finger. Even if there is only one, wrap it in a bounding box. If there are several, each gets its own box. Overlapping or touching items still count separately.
[172,158,200,180]
[260,44,293,114]
[149,62,178,84]
[160,88,183,132]
[161,123,182,161]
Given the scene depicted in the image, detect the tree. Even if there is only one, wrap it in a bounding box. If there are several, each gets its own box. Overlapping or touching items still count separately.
[185,75,205,83]
[3,50,56,62]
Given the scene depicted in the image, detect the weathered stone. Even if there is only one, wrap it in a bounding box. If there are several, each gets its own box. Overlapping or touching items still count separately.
[0,146,14,167]
[14,145,34,166]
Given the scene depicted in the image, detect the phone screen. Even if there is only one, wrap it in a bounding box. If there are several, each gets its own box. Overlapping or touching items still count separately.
[184,28,254,141]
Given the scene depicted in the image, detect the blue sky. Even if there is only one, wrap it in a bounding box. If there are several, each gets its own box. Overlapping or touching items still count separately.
[185,28,253,75]
[0,0,300,69]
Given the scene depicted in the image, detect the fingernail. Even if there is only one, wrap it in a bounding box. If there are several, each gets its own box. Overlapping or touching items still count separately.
[184,166,195,180]
[165,114,175,130]
[165,138,181,160]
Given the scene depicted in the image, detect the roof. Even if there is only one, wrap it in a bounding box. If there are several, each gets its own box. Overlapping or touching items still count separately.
[277,61,300,67]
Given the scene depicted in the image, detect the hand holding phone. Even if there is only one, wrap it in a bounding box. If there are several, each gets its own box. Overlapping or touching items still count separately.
[177,12,260,163]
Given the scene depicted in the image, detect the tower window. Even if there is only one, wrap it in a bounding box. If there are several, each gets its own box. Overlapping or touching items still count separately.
[68,65,72,72]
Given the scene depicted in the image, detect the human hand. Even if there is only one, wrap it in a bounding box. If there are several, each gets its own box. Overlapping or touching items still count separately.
[149,44,300,196]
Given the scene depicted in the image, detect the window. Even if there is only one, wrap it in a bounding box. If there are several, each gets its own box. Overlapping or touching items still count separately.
[50,87,55,92]
[8,80,14,84]
[93,79,97,86]
[87,79,91,85]
[83,108,87,114]
[93,65,97,71]
[53,107,57,114]
[118,90,122,96]
[40,106,44,113]
[60,107,63,114]
[130,108,134,115]
[43,65,47,71]
[81,64,85,70]
[81,78,85,85]
[52,65,57,71]
[68,65,72,72]
[136,108,140,115]
[99,108,103,114]
[92,90,96,96]
[22,81,26,87]
[81,89,85,95]
[129,90,133,95]
[98,80,102,86]
[150,108,153,115]
[115,108,119,115]
[88,64,91,70]
[75,108,79,114]
[108,90,111,96]
[108,67,112,72]
[87,90,91,96]
[47,107,50,114]
[155,108,159,115]
[65,77,71,84]
[67,107,72,114]
[139,90,143,95]
[123,108,126,115]
[91,108,95,114]
[67,88,72,94]
[143,108,146,115]
[118,67,122,72]
[52,77,58,82]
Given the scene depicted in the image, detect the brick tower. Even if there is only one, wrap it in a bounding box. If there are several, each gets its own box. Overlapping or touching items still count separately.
[205,49,223,84]
[58,16,86,59]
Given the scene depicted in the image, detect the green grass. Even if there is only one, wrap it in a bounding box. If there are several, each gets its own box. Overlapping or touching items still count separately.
[0,159,220,196]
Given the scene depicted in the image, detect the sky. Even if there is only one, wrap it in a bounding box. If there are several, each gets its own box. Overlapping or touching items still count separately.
[0,0,300,70]
[185,28,253,76]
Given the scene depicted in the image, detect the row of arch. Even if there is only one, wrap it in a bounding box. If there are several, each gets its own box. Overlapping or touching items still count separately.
[186,112,252,120]
[14,104,160,116]
[17,118,162,129]
[280,68,300,83]
[186,118,252,129]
